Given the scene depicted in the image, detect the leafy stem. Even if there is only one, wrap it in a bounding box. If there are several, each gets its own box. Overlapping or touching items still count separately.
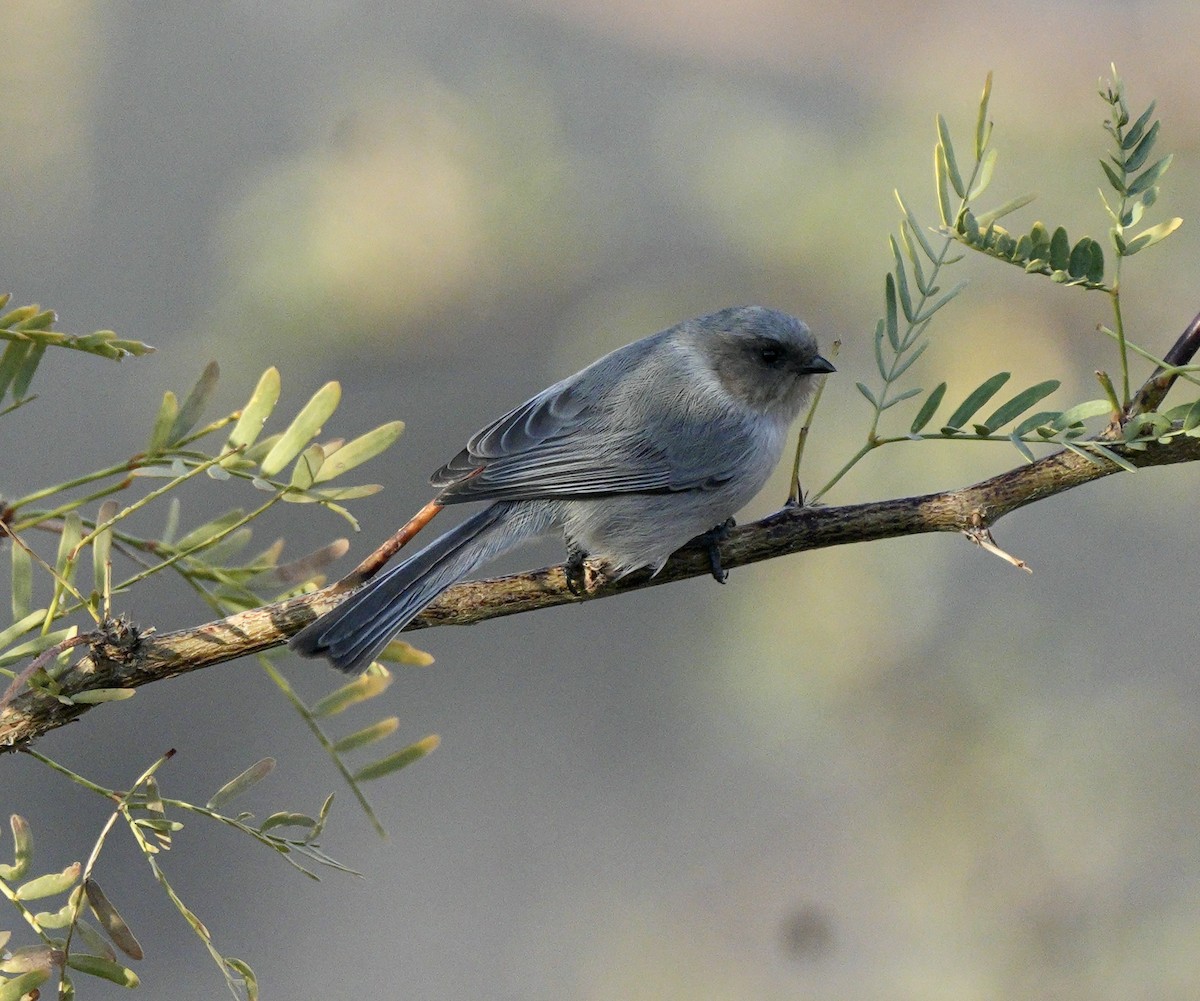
[1098,67,1183,408]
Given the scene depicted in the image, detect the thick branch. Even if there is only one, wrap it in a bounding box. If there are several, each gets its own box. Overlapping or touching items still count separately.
[4,432,1200,750]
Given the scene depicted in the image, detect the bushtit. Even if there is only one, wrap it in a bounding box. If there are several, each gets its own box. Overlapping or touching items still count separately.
[291,306,834,674]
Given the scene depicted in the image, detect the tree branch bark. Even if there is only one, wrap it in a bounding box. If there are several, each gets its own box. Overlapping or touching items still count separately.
[4,430,1200,751]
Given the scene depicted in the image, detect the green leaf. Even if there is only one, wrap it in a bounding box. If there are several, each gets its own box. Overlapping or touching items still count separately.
[332,717,401,753]
[227,367,281,451]
[959,208,980,242]
[85,878,144,960]
[259,811,317,833]
[899,222,931,294]
[873,323,888,381]
[259,382,341,477]
[65,953,140,988]
[289,444,325,491]
[884,274,899,351]
[1086,442,1138,472]
[880,387,922,411]
[855,382,879,409]
[1181,398,1200,432]
[11,542,31,622]
[225,957,259,1001]
[0,610,49,657]
[312,421,405,484]
[14,309,54,331]
[378,639,435,666]
[162,497,180,545]
[0,341,30,401]
[108,336,155,357]
[1048,227,1070,271]
[352,734,440,782]
[32,900,76,929]
[310,668,393,717]
[55,512,83,584]
[982,380,1061,431]
[131,817,183,834]
[1086,239,1106,283]
[890,240,915,323]
[68,688,136,705]
[968,147,997,199]
[280,483,382,504]
[975,71,993,159]
[913,280,967,323]
[146,390,179,455]
[0,945,56,975]
[92,499,118,602]
[1099,158,1126,195]
[0,303,37,327]
[910,382,946,434]
[936,115,965,197]
[243,433,282,467]
[1062,441,1110,469]
[207,758,276,811]
[894,191,939,262]
[0,971,50,1000]
[0,815,33,882]
[1009,431,1036,463]
[1121,100,1157,150]
[1124,412,1173,441]
[1123,119,1160,171]
[969,192,1036,229]
[1068,239,1095,279]
[1050,398,1114,430]
[174,509,247,552]
[1122,217,1182,256]
[14,862,81,900]
[1127,154,1173,196]
[889,339,929,381]
[170,361,220,444]
[0,626,76,668]
[10,342,45,400]
[944,372,1011,429]
[935,144,953,226]
[188,526,252,566]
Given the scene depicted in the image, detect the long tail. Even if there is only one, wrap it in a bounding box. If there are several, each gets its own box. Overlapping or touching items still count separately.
[290,501,549,675]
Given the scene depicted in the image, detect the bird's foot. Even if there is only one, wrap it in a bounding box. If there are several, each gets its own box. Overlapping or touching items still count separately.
[699,518,735,583]
[565,544,589,596]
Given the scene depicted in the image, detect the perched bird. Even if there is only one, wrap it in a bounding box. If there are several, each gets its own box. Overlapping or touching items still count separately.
[291,306,834,674]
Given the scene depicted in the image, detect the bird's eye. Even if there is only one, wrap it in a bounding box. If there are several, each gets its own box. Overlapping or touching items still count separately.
[758,344,784,367]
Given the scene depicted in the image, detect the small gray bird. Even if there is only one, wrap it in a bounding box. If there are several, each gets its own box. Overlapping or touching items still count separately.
[291,306,834,674]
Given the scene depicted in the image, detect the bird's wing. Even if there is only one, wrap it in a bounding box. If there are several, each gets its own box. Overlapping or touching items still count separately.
[431,374,754,504]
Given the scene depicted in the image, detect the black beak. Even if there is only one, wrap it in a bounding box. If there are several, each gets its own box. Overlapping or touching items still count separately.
[802,355,836,375]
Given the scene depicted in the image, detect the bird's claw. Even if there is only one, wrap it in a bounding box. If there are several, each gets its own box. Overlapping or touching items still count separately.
[701,518,735,584]
[565,545,589,596]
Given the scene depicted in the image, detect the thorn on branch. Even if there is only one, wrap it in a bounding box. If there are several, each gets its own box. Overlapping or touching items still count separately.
[963,513,1032,573]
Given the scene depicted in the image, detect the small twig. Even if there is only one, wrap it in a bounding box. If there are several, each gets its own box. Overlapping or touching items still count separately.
[963,514,1031,573]
[343,498,443,588]
[789,339,839,506]
[1127,308,1200,417]
[0,633,94,713]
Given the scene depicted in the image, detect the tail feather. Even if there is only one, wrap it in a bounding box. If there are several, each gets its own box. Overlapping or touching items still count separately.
[291,502,539,674]
[290,499,552,672]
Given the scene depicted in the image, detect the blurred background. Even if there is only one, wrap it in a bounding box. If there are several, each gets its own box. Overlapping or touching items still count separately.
[4,1,1200,998]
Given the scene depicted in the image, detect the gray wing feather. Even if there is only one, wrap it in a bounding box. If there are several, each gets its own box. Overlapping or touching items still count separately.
[433,394,754,504]
[430,376,590,487]
[430,329,756,503]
